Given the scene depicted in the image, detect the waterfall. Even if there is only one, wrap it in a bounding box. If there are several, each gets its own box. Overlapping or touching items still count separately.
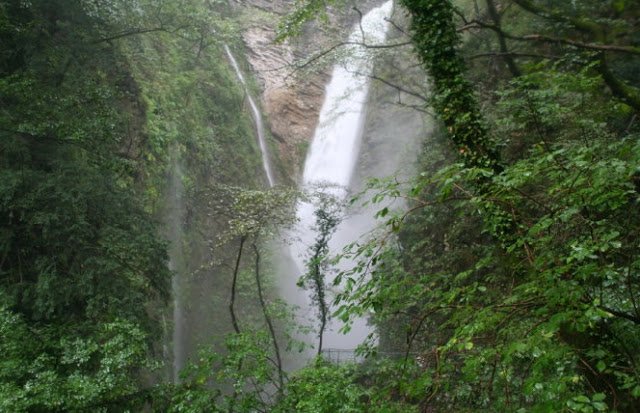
[166,156,186,383]
[171,262,184,383]
[224,45,275,187]
[287,1,394,352]
[300,2,392,191]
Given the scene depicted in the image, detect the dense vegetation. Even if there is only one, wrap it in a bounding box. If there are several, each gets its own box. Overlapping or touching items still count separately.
[0,1,173,410]
[281,0,640,412]
[2,0,640,412]
[331,0,640,412]
[0,0,266,411]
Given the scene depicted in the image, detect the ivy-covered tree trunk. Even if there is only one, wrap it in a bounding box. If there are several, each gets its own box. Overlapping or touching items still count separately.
[399,0,501,172]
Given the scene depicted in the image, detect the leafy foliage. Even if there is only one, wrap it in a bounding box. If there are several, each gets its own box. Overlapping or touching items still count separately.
[298,193,342,355]
[272,358,413,413]
[0,0,250,409]
[303,1,640,412]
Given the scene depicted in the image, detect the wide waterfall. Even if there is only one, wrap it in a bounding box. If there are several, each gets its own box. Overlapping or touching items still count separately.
[287,0,394,353]
[224,44,275,187]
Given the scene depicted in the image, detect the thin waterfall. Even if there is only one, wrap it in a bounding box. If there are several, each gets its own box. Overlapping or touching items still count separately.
[287,1,393,352]
[166,156,186,383]
[224,45,275,187]
[171,262,184,383]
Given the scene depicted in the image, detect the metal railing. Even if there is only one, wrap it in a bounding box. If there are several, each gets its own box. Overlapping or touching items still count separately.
[320,348,364,364]
[320,348,420,364]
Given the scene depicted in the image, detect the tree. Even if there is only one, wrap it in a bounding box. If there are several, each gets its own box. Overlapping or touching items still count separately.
[167,184,299,410]
[299,193,342,356]
[0,1,183,409]
[399,0,501,172]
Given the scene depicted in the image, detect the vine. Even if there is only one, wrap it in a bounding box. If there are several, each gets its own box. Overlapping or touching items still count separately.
[399,0,501,172]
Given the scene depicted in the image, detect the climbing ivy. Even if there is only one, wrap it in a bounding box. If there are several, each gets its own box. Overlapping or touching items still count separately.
[399,0,500,172]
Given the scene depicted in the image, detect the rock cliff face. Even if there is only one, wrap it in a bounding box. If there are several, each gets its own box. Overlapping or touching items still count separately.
[232,0,384,181]
[241,23,327,179]
[232,0,430,188]
[230,0,317,180]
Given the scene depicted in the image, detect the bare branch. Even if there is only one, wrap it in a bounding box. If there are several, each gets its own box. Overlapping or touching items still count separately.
[252,243,285,395]
[288,40,412,74]
[229,236,246,334]
[520,34,640,56]
[457,19,640,56]
[92,25,188,43]
[485,0,521,77]
[352,7,366,43]
[367,73,428,103]
[467,51,559,60]
[510,0,604,37]
[385,17,410,37]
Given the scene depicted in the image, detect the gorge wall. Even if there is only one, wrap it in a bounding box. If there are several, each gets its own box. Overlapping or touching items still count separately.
[232,0,388,180]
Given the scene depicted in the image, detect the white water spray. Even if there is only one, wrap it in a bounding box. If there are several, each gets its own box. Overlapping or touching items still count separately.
[224,45,275,187]
[287,1,393,353]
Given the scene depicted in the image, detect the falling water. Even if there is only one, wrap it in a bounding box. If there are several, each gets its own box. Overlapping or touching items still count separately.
[224,45,275,187]
[287,1,394,352]
[300,1,392,191]
[171,262,184,383]
[166,156,186,383]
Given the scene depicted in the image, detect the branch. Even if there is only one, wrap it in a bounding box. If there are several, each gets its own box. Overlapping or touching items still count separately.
[92,26,185,43]
[598,53,640,111]
[352,7,365,43]
[601,306,640,325]
[366,73,428,103]
[456,18,640,111]
[457,20,640,56]
[485,0,521,77]
[520,34,640,56]
[452,5,471,25]
[467,51,559,60]
[509,0,605,38]
[289,40,412,74]
[252,243,285,395]
[227,235,247,413]
[229,236,246,334]
[385,17,410,37]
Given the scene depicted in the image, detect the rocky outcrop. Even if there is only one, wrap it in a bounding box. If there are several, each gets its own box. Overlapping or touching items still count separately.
[232,0,381,181]
[241,23,328,180]
[233,0,426,184]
